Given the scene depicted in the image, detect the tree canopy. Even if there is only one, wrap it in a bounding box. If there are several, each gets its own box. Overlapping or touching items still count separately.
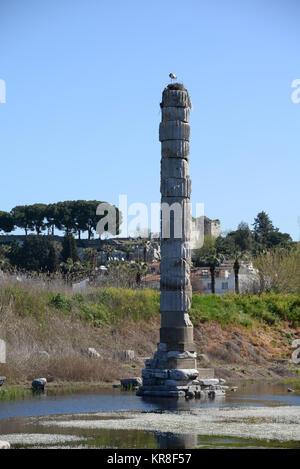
[2,200,121,238]
[252,211,292,249]
[0,211,14,233]
[8,236,58,272]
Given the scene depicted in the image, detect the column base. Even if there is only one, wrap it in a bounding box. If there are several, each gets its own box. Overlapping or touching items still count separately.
[136,373,226,398]
[136,343,226,398]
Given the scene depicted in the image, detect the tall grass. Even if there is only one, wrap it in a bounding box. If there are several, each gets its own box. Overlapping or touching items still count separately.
[0,386,32,400]
[1,282,299,330]
[0,283,161,384]
[70,287,160,325]
[0,281,299,383]
[190,292,300,327]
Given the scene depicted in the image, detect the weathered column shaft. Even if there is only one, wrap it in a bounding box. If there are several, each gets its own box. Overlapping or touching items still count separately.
[159,86,196,360]
[136,83,220,398]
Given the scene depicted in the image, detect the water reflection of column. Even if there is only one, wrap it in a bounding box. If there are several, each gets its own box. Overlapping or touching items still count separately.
[155,432,197,449]
[141,396,198,411]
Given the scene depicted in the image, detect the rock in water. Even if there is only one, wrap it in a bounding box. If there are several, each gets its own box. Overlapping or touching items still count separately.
[32,378,47,391]
[120,378,142,390]
[198,379,219,386]
[185,390,195,399]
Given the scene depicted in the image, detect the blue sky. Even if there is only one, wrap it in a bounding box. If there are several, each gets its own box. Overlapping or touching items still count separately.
[0,0,299,239]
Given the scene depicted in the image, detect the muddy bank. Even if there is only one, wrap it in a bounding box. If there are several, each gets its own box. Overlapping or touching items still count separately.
[1,317,299,387]
[1,287,299,385]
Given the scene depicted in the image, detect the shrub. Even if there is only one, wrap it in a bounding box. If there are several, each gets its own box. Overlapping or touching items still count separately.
[190,292,300,327]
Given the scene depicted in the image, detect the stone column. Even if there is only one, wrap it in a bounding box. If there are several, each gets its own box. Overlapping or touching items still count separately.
[137,83,218,398]
[159,85,196,369]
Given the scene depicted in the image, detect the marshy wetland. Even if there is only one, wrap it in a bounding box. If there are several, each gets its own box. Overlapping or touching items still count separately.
[1,284,300,448]
[0,380,299,449]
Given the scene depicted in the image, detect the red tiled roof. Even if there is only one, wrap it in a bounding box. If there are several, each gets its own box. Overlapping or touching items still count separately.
[141,274,160,282]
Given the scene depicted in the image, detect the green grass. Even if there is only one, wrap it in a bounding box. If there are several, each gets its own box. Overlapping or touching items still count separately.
[1,284,299,386]
[1,284,299,329]
[190,292,300,327]
[60,287,161,326]
[0,383,113,401]
[0,386,32,400]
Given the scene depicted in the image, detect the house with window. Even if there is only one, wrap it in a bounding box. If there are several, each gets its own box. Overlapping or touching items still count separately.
[191,268,235,294]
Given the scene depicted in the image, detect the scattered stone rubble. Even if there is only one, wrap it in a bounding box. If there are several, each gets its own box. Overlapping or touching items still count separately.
[120,378,142,390]
[81,347,101,359]
[115,350,135,362]
[137,345,227,398]
[137,366,227,398]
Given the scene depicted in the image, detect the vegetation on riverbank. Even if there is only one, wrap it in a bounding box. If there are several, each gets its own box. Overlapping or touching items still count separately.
[190,292,300,327]
[0,283,299,385]
[0,381,117,401]
[1,283,299,327]
[0,386,32,400]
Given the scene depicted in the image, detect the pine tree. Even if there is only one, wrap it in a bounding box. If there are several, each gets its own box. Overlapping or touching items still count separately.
[61,234,79,263]
[46,244,57,272]
[253,211,276,245]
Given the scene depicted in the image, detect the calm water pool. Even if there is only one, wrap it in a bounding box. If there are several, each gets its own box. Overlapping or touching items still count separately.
[0,381,299,449]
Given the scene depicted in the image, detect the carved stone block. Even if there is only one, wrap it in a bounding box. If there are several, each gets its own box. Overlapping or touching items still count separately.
[161,239,191,259]
[162,106,190,122]
[161,157,189,179]
[162,89,190,107]
[161,140,189,159]
[160,177,191,198]
[160,291,192,313]
[159,121,190,141]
